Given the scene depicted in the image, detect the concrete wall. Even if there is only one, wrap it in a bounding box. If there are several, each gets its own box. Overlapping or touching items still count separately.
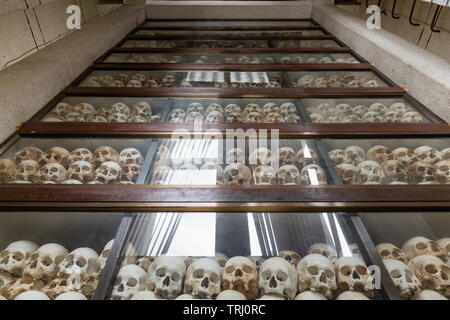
[336,0,450,63]
[146,1,313,19]
[0,0,122,71]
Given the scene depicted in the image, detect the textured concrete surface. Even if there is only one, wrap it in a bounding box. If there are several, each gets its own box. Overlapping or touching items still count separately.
[0,5,145,142]
[146,1,312,20]
[313,4,450,124]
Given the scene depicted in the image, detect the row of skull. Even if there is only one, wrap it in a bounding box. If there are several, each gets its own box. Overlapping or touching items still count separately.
[331,145,450,185]
[82,73,176,88]
[296,73,382,89]
[44,101,161,124]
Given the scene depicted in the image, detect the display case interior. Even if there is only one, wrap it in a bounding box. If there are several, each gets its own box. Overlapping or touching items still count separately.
[0,137,153,185]
[0,211,123,300]
[103,52,360,65]
[142,20,318,28]
[105,211,390,300]
[134,29,328,36]
[322,138,450,185]
[360,212,449,299]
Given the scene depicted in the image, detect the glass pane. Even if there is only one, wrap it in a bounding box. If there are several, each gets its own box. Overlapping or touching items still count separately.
[80,70,285,88]
[121,39,269,48]
[0,211,122,300]
[41,97,167,123]
[0,137,153,185]
[148,138,332,186]
[104,52,359,64]
[110,212,379,300]
[361,212,449,299]
[303,97,430,124]
[166,97,302,124]
[287,71,390,88]
[135,29,327,36]
[322,138,450,185]
[143,21,316,28]
[271,39,342,48]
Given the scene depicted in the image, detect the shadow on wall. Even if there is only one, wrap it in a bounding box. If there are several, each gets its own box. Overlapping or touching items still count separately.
[0,0,122,71]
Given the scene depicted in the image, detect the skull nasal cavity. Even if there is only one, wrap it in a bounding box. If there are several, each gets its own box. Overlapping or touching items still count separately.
[352,270,361,279]
[269,276,277,288]
[235,269,243,277]
[163,276,170,286]
[201,277,209,288]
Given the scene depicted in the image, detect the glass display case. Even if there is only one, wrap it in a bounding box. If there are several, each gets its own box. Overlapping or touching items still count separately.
[287,71,390,89]
[143,20,318,28]
[360,212,449,299]
[271,39,342,48]
[121,39,269,49]
[0,137,153,185]
[103,211,393,300]
[322,138,450,185]
[0,211,123,300]
[134,29,327,36]
[103,52,360,65]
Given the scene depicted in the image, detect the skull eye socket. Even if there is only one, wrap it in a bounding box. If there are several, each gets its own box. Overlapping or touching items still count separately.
[76,257,87,268]
[341,266,352,276]
[225,265,235,274]
[126,278,138,287]
[416,242,427,250]
[441,270,448,280]
[193,269,204,279]
[12,252,24,261]
[110,169,118,176]
[242,264,253,273]
[156,267,166,277]
[325,269,334,279]
[380,250,390,257]
[262,271,271,280]
[171,272,181,282]
[276,271,288,282]
[425,264,437,274]
[308,266,319,276]
[356,265,368,275]
[390,269,402,279]
[210,272,219,283]
[41,256,53,267]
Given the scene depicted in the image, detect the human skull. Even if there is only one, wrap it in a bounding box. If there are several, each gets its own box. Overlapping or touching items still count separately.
[23,243,68,282]
[65,161,94,183]
[297,75,314,88]
[403,111,424,123]
[184,258,222,299]
[412,290,448,300]
[111,265,147,300]
[285,114,301,123]
[94,161,122,184]
[38,163,67,184]
[253,165,276,185]
[226,112,243,124]
[92,146,119,168]
[328,149,346,166]
[406,161,437,184]
[225,104,242,115]
[376,243,409,264]
[248,148,272,169]
[41,278,71,299]
[308,243,338,264]
[384,111,402,123]
[279,251,302,268]
[383,259,421,299]
[392,147,418,166]
[120,163,141,183]
[344,146,365,167]
[335,291,370,300]
[69,148,93,164]
[259,257,298,300]
[368,103,388,115]
[57,248,99,281]
[0,271,15,290]
[0,159,16,183]
[14,290,50,300]
[0,240,39,276]
[362,111,382,123]
[108,113,128,123]
[187,103,204,115]
[244,112,263,124]
[242,104,262,116]
[352,105,369,118]
[434,160,450,184]
[147,256,186,299]
[437,239,450,260]
[402,236,448,261]
[264,112,285,123]
[389,103,410,115]
[295,291,327,300]
[295,148,318,171]
[65,112,85,122]
[55,291,87,300]
[273,147,296,167]
[300,164,327,185]
[357,160,385,184]
[336,163,362,185]
[262,103,279,116]
[414,146,442,165]
[335,257,374,297]
[279,103,297,118]
[297,254,337,299]
[52,103,73,118]
[13,147,44,164]
[222,256,259,299]
[441,148,450,160]
[42,147,70,168]
[97,240,136,272]
[14,160,40,183]
[314,104,334,117]
[225,148,246,164]
[381,160,407,183]
[224,164,252,186]
[366,146,393,164]
[205,111,224,124]
[0,277,44,300]
[127,80,142,88]
[276,165,300,185]
[131,102,152,119]
[119,148,144,167]
[74,103,96,118]
[216,290,247,300]
[408,255,450,297]
[170,109,186,120]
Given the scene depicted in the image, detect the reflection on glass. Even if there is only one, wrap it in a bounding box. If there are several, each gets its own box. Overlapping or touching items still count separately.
[287,71,389,88]
[135,29,327,36]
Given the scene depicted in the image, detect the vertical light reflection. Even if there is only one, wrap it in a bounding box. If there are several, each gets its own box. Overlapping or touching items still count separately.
[321,212,336,247]
[333,213,351,256]
[247,213,263,256]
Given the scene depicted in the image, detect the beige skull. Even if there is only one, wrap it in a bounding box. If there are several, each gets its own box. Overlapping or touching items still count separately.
[224,164,252,186]
[14,160,40,182]
[376,243,409,264]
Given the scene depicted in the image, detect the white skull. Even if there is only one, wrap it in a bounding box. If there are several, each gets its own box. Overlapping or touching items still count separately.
[297,254,337,299]
[55,291,88,300]
[392,147,418,166]
[131,291,161,300]
[97,240,136,271]
[402,236,448,261]
[42,147,70,168]
[224,104,241,115]
[279,103,297,117]
[65,112,85,122]
[212,252,229,270]
[389,103,410,115]
[13,146,44,164]
[335,257,374,297]
[357,160,385,184]
[294,291,327,300]
[259,257,298,300]
[224,164,252,186]
[147,256,186,299]
[187,103,204,115]
[406,161,437,184]
[437,238,450,260]
[434,161,450,184]
[131,101,152,118]
[222,256,259,299]
[57,248,99,281]
[307,243,338,264]
[376,243,409,264]
[66,161,94,183]
[94,161,122,184]
[216,290,247,300]
[403,111,424,123]
[0,159,16,183]
[110,103,130,116]
[362,111,382,123]
[23,243,69,282]
[69,148,93,164]
[344,146,365,166]
[205,111,224,124]
[279,250,302,268]
[41,278,72,299]
[247,257,265,272]
[383,259,421,299]
[119,148,144,167]
[92,146,119,168]
[328,149,346,166]
[335,291,370,300]
[300,164,327,185]
[14,291,50,300]
[262,103,279,116]
[0,271,15,288]
[414,146,442,165]
[0,240,39,276]
[185,112,204,123]
[108,112,128,123]
[276,165,300,185]
[74,103,96,118]
[38,163,67,184]
[381,160,407,183]
[111,265,147,300]
[184,258,222,299]
[127,80,142,88]
[411,290,448,300]
[253,165,276,185]
[206,103,224,115]
[408,255,450,297]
